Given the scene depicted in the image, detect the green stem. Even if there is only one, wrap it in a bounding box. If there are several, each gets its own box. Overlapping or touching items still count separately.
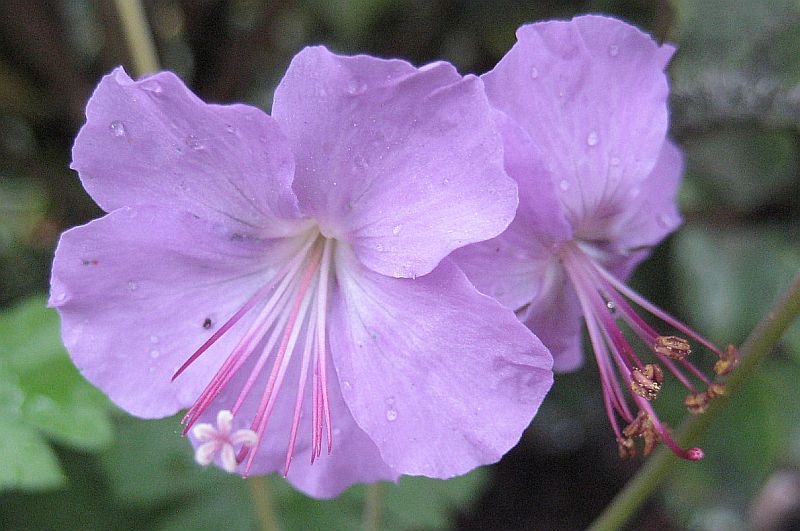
[113,0,160,76]
[362,482,383,531]
[247,476,279,531]
[589,271,800,531]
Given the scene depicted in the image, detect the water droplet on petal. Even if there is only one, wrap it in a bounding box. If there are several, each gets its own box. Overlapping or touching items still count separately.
[609,44,619,57]
[346,79,367,95]
[186,135,203,150]
[225,124,235,134]
[149,349,160,359]
[385,397,398,422]
[127,280,138,291]
[657,213,672,228]
[392,225,402,236]
[109,120,126,137]
[530,66,539,79]
[559,179,570,192]
[587,130,599,146]
[55,292,66,302]
[607,301,617,313]
[149,335,159,343]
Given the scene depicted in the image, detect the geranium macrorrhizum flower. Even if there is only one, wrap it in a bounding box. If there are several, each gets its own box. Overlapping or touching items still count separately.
[454,16,737,460]
[49,47,554,497]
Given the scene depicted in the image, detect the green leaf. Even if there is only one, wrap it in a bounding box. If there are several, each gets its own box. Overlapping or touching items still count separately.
[0,418,64,491]
[0,295,114,491]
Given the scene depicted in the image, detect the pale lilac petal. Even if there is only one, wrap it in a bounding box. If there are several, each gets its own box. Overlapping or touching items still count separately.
[72,67,302,236]
[272,46,516,278]
[452,113,572,311]
[194,441,218,466]
[49,205,305,417]
[483,15,674,232]
[607,140,684,255]
[520,271,585,373]
[220,444,238,473]
[191,423,217,442]
[329,245,553,477]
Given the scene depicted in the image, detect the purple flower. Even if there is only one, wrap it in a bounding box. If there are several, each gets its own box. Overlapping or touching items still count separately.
[454,15,736,460]
[49,47,553,497]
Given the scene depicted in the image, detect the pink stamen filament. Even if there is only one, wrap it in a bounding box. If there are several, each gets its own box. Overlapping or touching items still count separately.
[560,242,711,460]
[174,231,337,475]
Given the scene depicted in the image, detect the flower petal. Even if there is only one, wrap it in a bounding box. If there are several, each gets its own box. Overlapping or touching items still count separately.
[329,245,553,477]
[272,46,517,278]
[482,15,674,232]
[72,67,302,236]
[452,112,572,311]
[49,205,305,417]
[519,270,585,373]
[191,423,217,442]
[194,441,218,466]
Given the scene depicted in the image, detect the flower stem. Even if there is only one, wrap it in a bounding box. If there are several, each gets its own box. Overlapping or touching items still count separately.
[247,476,279,531]
[362,483,383,531]
[113,0,160,76]
[589,271,800,531]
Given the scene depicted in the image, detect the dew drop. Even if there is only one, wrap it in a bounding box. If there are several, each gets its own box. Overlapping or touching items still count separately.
[606,301,617,313]
[392,224,402,235]
[586,130,599,146]
[225,124,235,134]
[343,381,352,390]
[657,213,672,228]
[186,135,203,150]
[346,79,367,95]
[127,280,138,291]
[559,179,570,192]
[149,366,156,374]
[609,44,619,57]
[55,292,66,302]
[109,120,126,137]
[149,335,159,344]
[529,66,539,79]
[385,397,398,422]
[149,349,160,359]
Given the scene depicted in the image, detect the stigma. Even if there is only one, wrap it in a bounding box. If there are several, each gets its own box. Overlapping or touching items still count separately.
[559,241,738,461]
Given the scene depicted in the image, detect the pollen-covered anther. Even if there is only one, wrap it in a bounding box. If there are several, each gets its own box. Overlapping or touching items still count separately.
[706,383,726,399]
[654,335,691,360]
[684,392,710,414]
[617,436,636,459]
[630,364,664,400]
[714,344,740,376]
[622,411,661,456]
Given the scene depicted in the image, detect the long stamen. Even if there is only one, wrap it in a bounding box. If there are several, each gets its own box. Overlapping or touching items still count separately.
[176,230,340,476]
[559,241,735,460]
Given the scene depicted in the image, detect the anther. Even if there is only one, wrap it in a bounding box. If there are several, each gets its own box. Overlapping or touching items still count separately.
[630,364,664,400]
[617,436,636,459]
[714,344,739,376]
[654,335,691,360]
[684,392,710,414]
[706,383,726,399]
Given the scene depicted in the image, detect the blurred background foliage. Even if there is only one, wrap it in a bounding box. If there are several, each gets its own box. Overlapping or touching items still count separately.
[0,0,798,529]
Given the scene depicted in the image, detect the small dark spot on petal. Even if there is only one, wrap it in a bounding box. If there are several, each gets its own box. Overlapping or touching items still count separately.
[203,318,213,329]
[81,259,98,266]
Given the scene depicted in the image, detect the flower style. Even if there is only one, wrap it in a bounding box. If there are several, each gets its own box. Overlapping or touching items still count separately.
[49,47,553,497]
[454,15,737,460]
